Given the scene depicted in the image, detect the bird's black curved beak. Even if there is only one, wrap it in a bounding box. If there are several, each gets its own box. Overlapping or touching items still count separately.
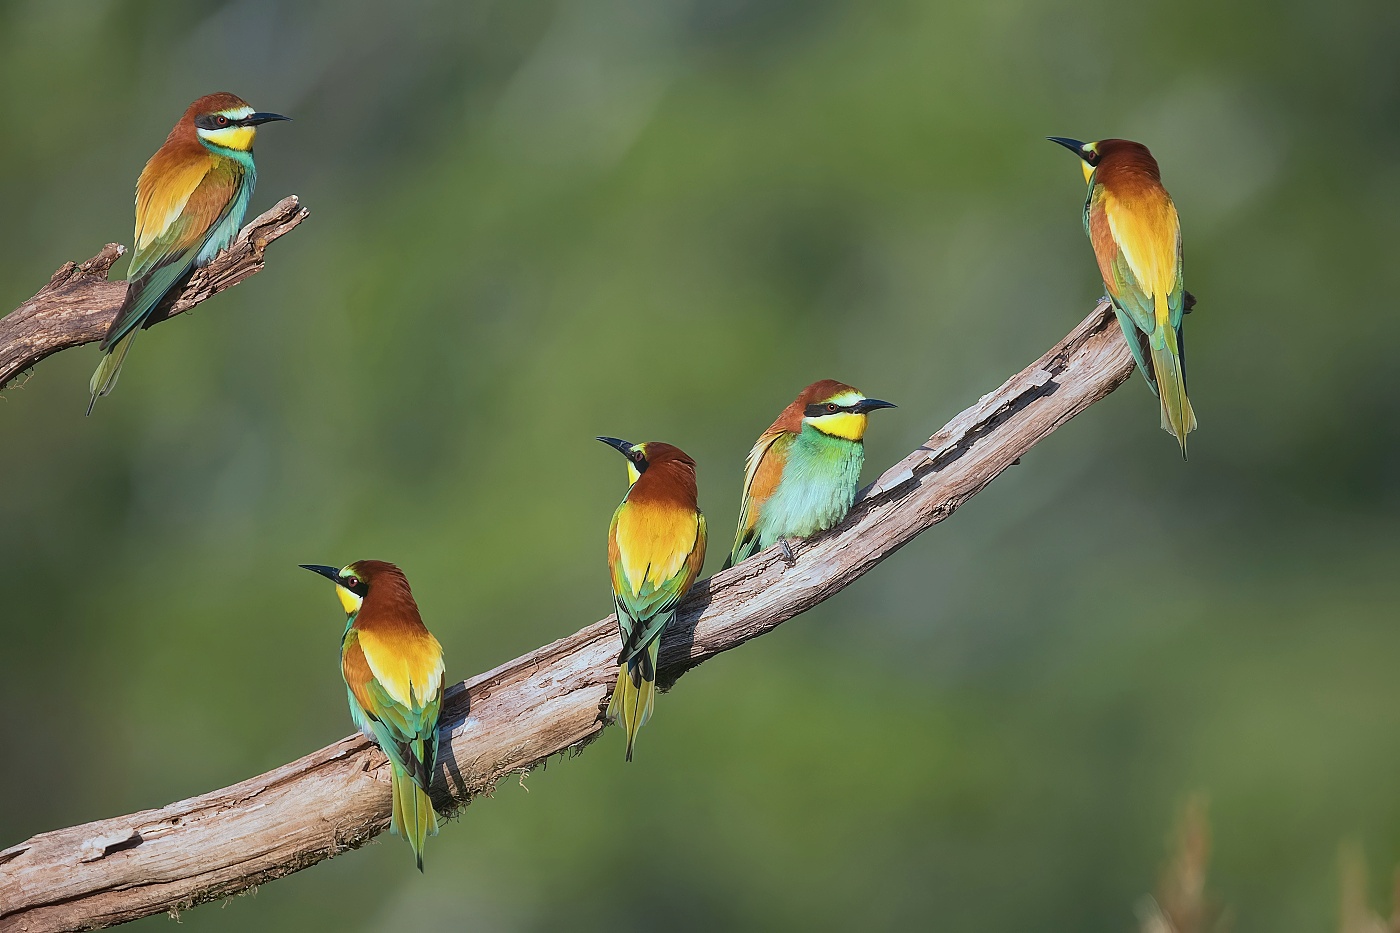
[1047,136,1088,159]
[244,112,292,126]
[299,564,341,583]
[596,436,636,458]
[855,398,897,413]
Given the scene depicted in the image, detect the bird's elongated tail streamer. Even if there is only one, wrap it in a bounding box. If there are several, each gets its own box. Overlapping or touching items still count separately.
[86,330,138,415]
[608,639,659,762]
[389,763,437,872]
[1148,324,1197,456]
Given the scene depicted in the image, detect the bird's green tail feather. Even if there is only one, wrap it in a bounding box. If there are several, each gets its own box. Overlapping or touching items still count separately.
[390,761,438,872]
[87,330,138,415]
[1148,324,1196,457]
[607,639,659,762]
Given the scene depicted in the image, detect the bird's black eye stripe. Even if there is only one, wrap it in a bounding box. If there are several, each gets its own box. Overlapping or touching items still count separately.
[631,451,649,472]
[804,403,856,417]
[195,113,236,130]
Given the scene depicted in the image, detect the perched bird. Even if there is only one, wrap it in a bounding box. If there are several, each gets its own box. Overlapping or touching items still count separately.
[1048,136,1197,455]
[302,560,444,870]
[597,438,707,761]
[724,380,894,569]
[88,92,289,413]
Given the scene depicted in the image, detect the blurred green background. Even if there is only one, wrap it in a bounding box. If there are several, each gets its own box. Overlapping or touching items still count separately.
[2,0,1399,929]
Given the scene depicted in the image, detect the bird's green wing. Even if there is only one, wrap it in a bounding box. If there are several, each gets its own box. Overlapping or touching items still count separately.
[1110,303,1157,395]
[1168,226,1186,330]
[344,629,442,794]
[358,677,442,794]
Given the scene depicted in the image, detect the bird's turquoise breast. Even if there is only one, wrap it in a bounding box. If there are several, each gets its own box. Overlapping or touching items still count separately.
[754,427,864,549]
[196,154,255,266]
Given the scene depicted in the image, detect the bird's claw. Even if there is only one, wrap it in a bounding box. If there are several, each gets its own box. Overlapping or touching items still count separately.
[251,235,269,261]
[778,537,796,566]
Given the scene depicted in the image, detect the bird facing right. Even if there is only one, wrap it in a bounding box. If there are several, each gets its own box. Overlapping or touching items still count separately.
[1049,136,1197,456]
[88,92,290,414]
[724,379,895,569]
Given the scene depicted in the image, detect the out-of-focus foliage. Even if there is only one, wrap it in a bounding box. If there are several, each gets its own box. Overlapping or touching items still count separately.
[1,0,1398,929]
[1138,796,1221,933]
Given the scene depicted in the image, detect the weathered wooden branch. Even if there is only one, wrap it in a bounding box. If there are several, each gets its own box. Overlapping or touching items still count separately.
[0,196,309,391]
[0,300,1136,932]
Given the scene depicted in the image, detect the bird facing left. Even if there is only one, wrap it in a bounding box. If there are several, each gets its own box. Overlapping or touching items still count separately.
[301,560,445,871]
[87,92,290,414]
[1048,135,1197,455]
[597,437,707,761]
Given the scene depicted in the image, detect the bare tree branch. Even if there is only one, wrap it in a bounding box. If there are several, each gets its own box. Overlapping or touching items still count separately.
[0,300,1135,933]
[0,196,310,391]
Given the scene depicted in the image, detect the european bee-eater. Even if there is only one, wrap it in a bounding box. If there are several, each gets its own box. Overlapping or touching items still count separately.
[1049,136,1197,455]
[597,437,707,761]
[724,380,895,569]
[302,560,444,870]
[87,92,289,414]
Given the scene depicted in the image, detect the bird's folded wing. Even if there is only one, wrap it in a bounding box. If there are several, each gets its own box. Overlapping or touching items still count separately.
[134,154,213,255]
[355,625,446,714]
[612,512,706,664]
[1096,192,1181,333]
[344,633,442,791]
[107,161,244,347]
[731,431,790,557]
[613,502,699,597]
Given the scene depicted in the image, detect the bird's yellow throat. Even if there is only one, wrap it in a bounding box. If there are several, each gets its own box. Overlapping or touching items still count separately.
[198,125,256,151]
[336,584,363,615]
[809,411,868,441]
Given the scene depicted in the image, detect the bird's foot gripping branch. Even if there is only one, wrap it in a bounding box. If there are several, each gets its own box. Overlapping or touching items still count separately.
[0,195,308,392]
[0,300,1134,933]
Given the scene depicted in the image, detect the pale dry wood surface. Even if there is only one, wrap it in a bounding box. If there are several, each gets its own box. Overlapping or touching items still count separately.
[0,299,1134,932]
[0,195,309,391]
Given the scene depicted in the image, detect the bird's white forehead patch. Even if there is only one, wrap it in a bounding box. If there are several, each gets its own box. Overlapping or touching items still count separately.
[221,106,254,120]
[825,391,864,408]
